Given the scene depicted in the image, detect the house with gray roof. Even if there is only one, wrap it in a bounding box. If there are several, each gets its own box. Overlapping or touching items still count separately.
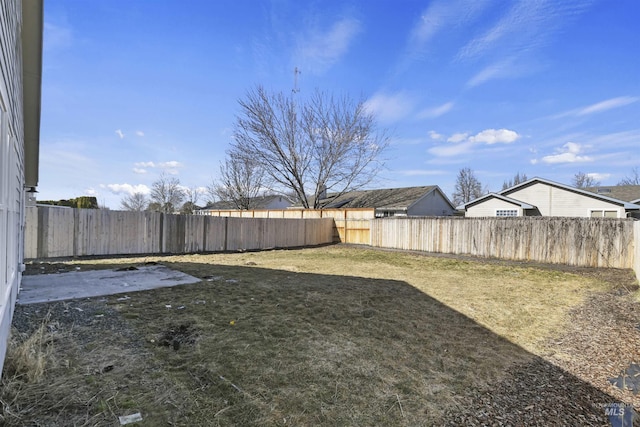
[196,195,292,214]
[585,185,640,205]
[457,177,640,218]
[315,186,456,217]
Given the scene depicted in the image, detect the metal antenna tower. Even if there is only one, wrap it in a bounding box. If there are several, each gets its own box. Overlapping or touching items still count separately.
[293,67,301,94]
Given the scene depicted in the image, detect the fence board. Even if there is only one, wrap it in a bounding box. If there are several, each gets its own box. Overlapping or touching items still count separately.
[24,207,37,258]
[371,217,635,269]
[39,207,74,258]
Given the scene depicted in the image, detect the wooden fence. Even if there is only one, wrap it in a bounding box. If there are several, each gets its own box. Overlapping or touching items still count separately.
[371,217,637,269]
[24,207,640,281]
[25,207,334,258]
[635,221,640,281]
[199,208,375,244]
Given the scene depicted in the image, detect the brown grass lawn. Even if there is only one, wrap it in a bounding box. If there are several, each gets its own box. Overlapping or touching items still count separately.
[2,245,639,426]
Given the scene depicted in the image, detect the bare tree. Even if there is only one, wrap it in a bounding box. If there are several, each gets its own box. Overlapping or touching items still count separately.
[149,173,185,213]
[210,152,265,209]
[618,167,640,185]
[572,171,600,189]
[452,167,484,206]
[120,192,148,211]
[180,186,202,214]
[231,86,390,208]
[501,172,528,190]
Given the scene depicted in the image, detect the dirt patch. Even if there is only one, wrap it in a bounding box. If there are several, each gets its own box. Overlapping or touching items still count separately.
[157,323,198,351]
[5,246,640,425]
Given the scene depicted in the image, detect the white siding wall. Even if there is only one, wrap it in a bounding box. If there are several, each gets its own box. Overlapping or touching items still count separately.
[407,190,455,216]
[466,198,523,217]
[506,182,624,218]
[0,0,26,374]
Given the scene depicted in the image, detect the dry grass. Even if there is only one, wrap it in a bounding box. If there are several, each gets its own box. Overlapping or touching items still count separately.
[3,312,52,382]
[0,312,54,424]
[2,245,634,426]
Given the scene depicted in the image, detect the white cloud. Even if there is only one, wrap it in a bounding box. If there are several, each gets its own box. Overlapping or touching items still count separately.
[554,96,639,118]
[469,128,520,144]
[466,59,522,87]
[158,161,183,169]
[447,133,469,143]
[587,172,610,181]
[429,140,475,157]
[135,161,155,168]
[136,130,145,137]
[409,2,449,47]
[297,18,362,74]
[417,101,454,119]
[132,161,183,174]
[364,92,414,124]
[429,128,520,157]
[578,97,638,115]
[458,1,590,61]
[428,130,444,140]
[406,0,489,54]
[85,188,98,196]
[540,142,593,164]
[115,129,124,139]
[102,183,151,196]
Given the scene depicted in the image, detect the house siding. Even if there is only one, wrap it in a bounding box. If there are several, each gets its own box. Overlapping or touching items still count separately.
[0,0,30,375]
[407,190,455,216]
[466,198,523,217]
[506,182,624,218]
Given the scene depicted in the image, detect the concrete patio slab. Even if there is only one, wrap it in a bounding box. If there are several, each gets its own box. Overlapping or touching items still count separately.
[18,265,201,305]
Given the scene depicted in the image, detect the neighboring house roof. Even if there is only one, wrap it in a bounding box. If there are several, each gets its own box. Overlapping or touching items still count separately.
[500,177,640,210]
[315,186,455,211]
[458,177,640,211]
[199,195,290,210]
[584,185,640,203]
[455,193,535,211]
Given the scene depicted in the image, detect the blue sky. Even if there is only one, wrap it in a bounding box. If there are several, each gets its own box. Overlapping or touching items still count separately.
[40,0,640,209]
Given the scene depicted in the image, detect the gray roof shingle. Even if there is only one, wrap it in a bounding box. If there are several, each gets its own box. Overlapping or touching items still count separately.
[584,185,640,203]
[318,186,438,210]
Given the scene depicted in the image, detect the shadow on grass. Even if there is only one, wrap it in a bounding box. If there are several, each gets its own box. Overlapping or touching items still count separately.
[3,260,630,426]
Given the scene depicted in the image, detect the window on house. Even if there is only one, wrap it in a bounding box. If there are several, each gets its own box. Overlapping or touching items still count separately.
[496,209,518,217]
[590,210,618,218]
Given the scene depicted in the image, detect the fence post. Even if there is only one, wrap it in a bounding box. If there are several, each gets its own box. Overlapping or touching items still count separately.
[343,209,347,244]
